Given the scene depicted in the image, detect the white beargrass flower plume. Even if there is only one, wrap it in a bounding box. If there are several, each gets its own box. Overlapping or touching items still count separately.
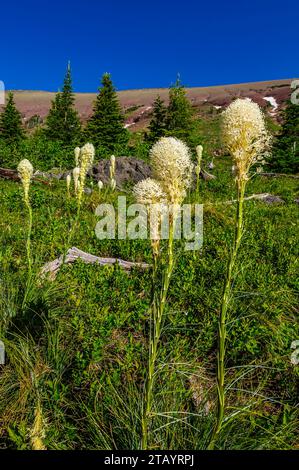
[18,159,33,205]
[133,178,166,249]
[17,159,34,283]
[30,402,47,450]
[136,137,193,449]
[73,167,80,195]
[208,100,271,450]
[66,174,71,198]
[150,137,193,204]
[98,180,103,192]
[109,155,116,190]
[74,147,81,167]
[77,143,95,207]
[133,178,166,206]
[222,98,271,188]
[65,144,95,260]
[196,145,203,173]
[110,178,116,191]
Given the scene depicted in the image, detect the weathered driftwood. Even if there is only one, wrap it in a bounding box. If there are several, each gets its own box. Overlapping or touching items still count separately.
[200,169,216,181]
[40,246,150,280]
[0,167,50,185]
[214,193,285,205]
[0,167,20,181]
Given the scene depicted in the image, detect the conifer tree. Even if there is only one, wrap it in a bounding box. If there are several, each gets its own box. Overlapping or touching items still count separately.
[269,100,299,173]
[165,76,194,139]
[85,73,129,154]
[148,95,167,142]
[44,63,81,144]
[0,92,25,144]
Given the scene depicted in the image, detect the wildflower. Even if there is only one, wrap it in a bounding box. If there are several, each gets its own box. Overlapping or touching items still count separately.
[73,167,80,194]
[110,178,116,191]
[98,180,103,191]
[133,178,166,245]
[195,145,203,177]
[110,155,116,179]
[222,98,271,187]
[79,143,95,176]
[136,141,193,449]
[74,147,81,167]
[66,174,71,197]
[17,159,33,204]
[17,159,34,283]
[150,137,193,204]
[30,403,47,450]
[78,143,95,205]
[133,178,166,206]
[291,340,299,366]
[208,99,271,450]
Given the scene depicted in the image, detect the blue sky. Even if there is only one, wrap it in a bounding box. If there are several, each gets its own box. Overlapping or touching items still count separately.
[1,0,298,92]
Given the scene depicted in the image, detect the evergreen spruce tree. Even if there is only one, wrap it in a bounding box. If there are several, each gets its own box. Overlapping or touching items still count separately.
[148,95,167,142]
[269,100,299,173]
[44,63,81,144]
[165,76,194,139]
[0,92,25,144]
[85,73,129,155]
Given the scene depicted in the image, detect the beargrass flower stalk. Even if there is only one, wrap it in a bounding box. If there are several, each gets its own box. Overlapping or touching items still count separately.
[74,146,81,167]
[110,177,116,191]
[208,99,270,450]
[30,401,47,450]
[17,159,34,277]
[195,145,203,196]
[65,144,95,259]
[66,174,71,198]
[98,180,103,192]
[134,137,192,449]
[73,167,80,195]
[133,178,166,261]
[77,143,95,209]
[109,155,116,189]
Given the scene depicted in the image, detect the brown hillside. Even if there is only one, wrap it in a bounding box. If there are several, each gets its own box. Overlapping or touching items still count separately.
[1,79,296,131]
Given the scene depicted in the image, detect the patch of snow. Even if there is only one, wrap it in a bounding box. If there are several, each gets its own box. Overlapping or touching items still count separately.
[263,96,278,113]
[124,122,134,129]
[214,105,222,110]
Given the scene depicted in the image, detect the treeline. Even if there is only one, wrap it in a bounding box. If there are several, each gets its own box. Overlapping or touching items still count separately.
[0,65,198,170]
[0,65,298,172]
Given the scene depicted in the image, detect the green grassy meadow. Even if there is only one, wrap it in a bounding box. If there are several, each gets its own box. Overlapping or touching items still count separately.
[0,152,298,449]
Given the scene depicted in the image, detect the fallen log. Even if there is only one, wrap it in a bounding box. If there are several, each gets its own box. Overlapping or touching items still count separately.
[0,167,20,181]
[200,169,216,181]
[0,167,50,185]
[40,246,150,280]
[259,172,299,179]
[212,193,285,205]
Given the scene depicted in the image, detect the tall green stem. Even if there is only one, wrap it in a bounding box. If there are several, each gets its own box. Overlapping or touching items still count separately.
[141,220,175,450]
[26,201,33,278]
[22,199,33,310]
[208,181,245,450]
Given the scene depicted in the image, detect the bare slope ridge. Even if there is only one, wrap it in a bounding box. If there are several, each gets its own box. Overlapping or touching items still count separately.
[1,79,296,130]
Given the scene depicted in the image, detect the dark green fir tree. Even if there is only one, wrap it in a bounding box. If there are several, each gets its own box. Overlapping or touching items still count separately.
[148,95,167,142]
[269,100,299,173]
[85,73,129,155]
[0,92,25,144]
[44,63,81,144]
[165,76,194,140]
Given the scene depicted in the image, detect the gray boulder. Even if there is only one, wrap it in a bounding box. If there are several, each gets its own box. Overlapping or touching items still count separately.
[90,156,151,187]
